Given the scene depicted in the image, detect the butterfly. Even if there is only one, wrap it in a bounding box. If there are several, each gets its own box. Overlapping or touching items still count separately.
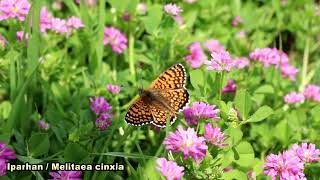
[125,64,189,128]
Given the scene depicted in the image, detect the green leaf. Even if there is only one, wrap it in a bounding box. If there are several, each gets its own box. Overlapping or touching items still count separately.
[274,120,289,145]
[184,11,198,28]
[141,4,163,34]
[16,155,43,164]
[108,0,130,12]
[254,84,275,94]
[252,158,264,175]
[233,141,255,167]
[51,83,68,101]
[0,132,11,144]
[0,101,11,120]
[64,143,89,163]
[62,0,80,16]
[94,0,106,73]
[27,0,41,74]
[246,106,273,123]
[190,69,204,88]
[28,133,49,157]
[8,50,19,100]
[127,0,139,14]
[225,127,243,145]
[141,159,161,180]
[287,110,303,131]
[235,89,252,120]
[219,150,234,168]
[311,105,320,121]
[222,169,247,180]
[32,171,45,180]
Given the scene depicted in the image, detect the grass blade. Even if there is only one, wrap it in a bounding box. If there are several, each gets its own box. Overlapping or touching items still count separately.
[92,152,157,159]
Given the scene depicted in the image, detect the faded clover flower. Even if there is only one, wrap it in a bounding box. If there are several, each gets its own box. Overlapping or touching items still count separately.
[204,123,227,147]
[107,84,121,94]
[37,119,50,131]
[204,39,225,53]
[89,96,111,115]
[163,3,182,16]
[103,27,128,54]
[183,102,220,125]
[156,158,184,180]
[222,79,236,94]
[232,16,243,27]
[0,0,30,21]
[95,113,112,131]
[184,42,206,69]
[205,50,234,72]
[284,92,305,104]
[49,170,82,180]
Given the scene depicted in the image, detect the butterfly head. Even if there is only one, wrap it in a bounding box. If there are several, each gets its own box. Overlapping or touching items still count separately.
[139,89,163,104]
[139,89,153,100]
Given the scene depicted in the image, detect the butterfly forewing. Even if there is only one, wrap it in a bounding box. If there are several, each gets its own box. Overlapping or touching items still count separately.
[150,64,186,89]
[125,97,153,126]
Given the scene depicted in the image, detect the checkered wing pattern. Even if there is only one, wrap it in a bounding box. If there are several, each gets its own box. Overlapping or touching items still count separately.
[149,89,189,127]
[150,64,186,89]
[125,97,153,126]
[160,89,189,112]
[149,105,173,127]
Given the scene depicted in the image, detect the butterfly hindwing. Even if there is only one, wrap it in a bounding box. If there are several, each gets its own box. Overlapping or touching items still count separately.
[125,97,153,126]
[149,105,174,128]
[149,89,189,127]
[150,64,186,90]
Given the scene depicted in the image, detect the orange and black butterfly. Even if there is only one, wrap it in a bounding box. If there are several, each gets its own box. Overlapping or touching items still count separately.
[125,64,189,128]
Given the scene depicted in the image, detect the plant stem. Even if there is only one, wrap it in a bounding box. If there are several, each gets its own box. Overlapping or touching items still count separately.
[128,31,136,81]
[203,71,208,97]
[113,54,117,81]
[300,37,310,91]
[219,71,225,100]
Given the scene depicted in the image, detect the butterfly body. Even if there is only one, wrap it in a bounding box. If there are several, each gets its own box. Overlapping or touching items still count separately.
[140,89,175,116]
[125,64,189,128]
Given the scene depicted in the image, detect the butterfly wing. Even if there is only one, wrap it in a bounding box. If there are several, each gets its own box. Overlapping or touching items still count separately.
[149,64,189,127]
[150,64,187,90]
[149,105,174,128]
[126,64,189,128]
[150,89,189,127]
[160,89,189,112]
[125,97,153,126]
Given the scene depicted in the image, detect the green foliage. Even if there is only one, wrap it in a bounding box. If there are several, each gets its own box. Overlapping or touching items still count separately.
[64,143,89,163]
[233,141,255,167]
[141,5,163,35]
[246,106,274,123]
[235,89,252,120]
[222,169,247,180]
[28,133,50,157]
[190,69,204,89]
